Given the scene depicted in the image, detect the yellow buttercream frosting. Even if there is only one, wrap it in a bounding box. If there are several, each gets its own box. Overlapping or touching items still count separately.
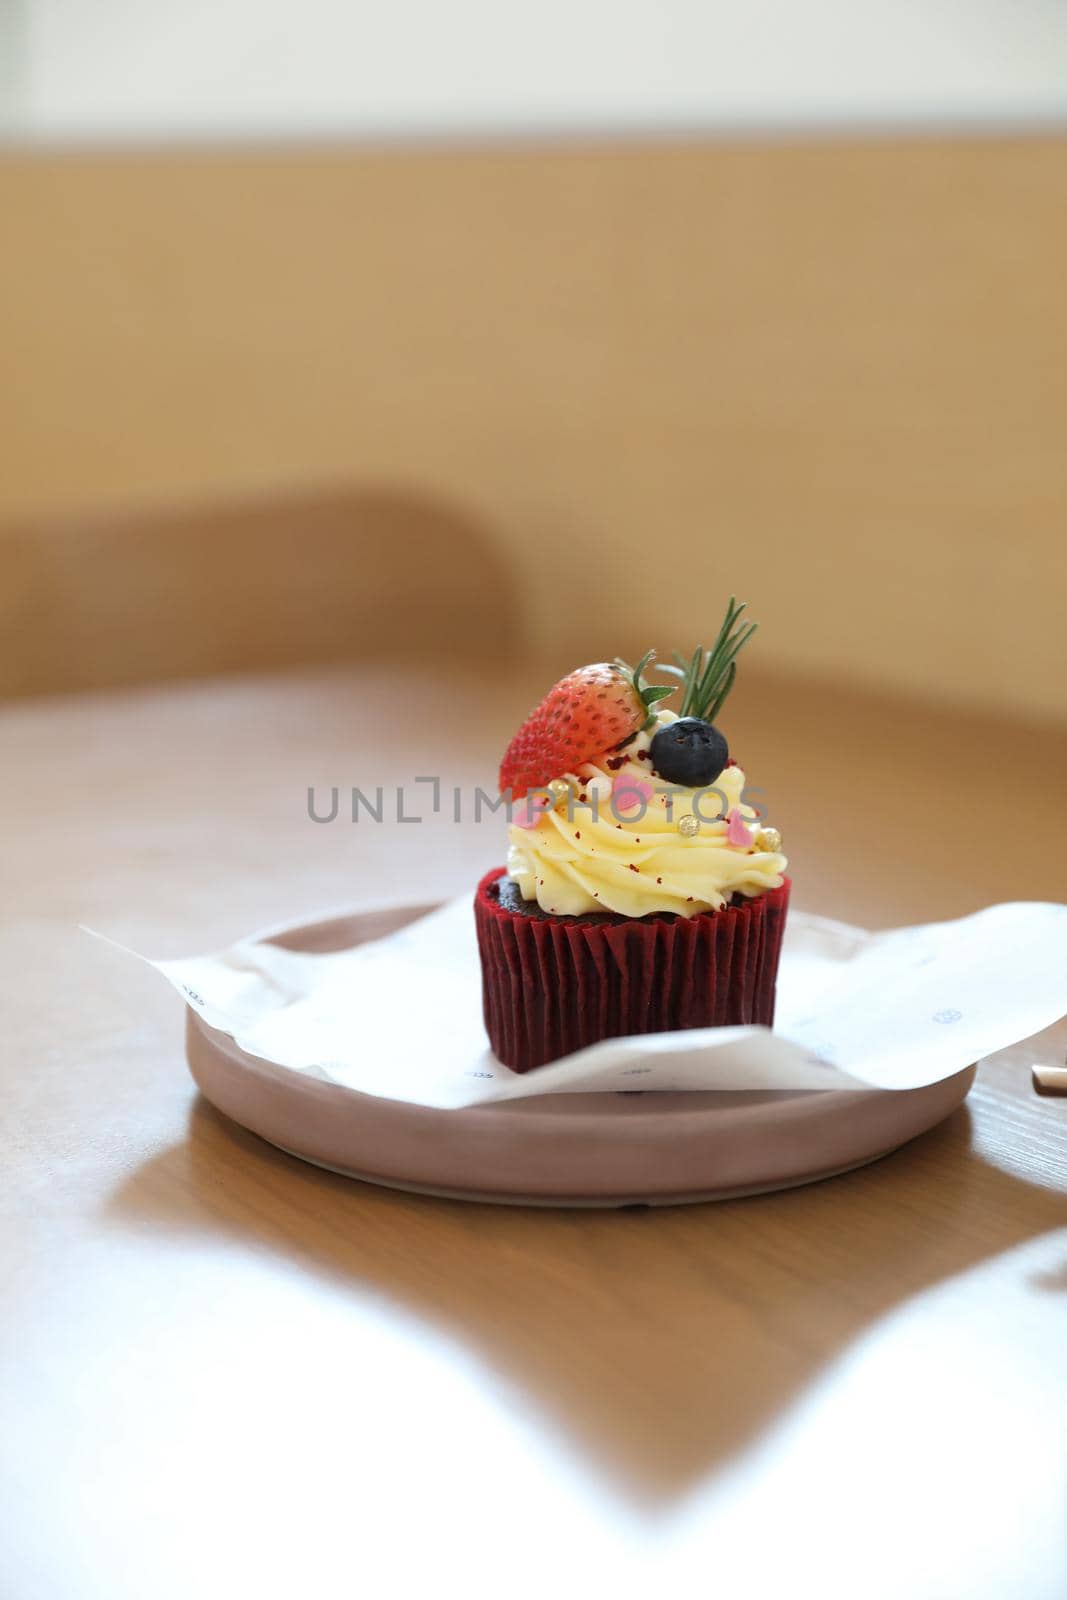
[506,710,786,918]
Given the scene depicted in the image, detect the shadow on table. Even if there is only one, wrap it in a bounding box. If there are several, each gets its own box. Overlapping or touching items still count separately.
[108,1081,1067,1509]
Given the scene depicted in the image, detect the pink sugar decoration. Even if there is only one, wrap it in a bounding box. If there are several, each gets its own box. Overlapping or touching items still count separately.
[726,806,754,848]
[613,776,654,814]
[513,794,551,830]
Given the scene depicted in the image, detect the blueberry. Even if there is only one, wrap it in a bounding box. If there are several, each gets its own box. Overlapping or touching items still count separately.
[649,718,729,786]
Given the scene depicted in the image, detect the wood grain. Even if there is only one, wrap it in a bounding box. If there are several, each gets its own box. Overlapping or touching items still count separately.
[2,661,1066,1597]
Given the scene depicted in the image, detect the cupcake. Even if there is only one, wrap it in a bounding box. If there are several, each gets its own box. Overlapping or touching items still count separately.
[474,598,790,1071]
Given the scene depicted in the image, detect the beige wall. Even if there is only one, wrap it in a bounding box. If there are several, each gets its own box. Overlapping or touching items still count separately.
[1,137,1065,715]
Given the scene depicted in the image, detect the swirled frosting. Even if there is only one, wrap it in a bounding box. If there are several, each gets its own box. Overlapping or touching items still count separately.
[506,710,786,918]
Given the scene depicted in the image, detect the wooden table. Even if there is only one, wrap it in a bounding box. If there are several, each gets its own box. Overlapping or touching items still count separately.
[3,663,1066,1599]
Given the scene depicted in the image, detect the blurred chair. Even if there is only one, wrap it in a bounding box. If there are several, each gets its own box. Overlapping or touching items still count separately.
[0,487,518,697]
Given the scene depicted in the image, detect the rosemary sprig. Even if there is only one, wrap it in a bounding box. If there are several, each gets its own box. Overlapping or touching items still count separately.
[658,597,758,723]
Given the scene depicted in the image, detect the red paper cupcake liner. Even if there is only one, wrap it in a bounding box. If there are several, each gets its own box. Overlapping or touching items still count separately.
[474,868,791,1073]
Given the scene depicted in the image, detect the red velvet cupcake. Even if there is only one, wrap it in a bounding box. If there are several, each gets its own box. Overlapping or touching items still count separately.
[475,599,789,1072]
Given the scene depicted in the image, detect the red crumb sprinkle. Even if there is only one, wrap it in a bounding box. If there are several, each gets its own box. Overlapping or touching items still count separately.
[579,793,588,803]
[615,823,622,829]
[575,831,581,839]
[656,876,662,884]
[687,896,694,902]
[636,750,650,761]
[606,756,626,771]
[629,864,639,873]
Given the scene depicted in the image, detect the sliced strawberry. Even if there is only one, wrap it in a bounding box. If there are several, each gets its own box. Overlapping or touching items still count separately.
[498,654,673,799]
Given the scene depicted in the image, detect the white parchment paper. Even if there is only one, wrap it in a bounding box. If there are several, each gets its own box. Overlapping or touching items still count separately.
[95,897,1067,1109]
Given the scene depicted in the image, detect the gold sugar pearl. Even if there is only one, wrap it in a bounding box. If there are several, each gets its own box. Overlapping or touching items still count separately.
[547,778,572,805]
[755,826,782,853]
[677,813,700,838]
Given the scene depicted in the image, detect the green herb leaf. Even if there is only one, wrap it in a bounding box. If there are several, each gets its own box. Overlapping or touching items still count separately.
[669,599,758,724]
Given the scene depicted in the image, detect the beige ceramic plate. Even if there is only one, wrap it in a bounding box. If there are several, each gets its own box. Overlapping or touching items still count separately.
[185,902,976,1207]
